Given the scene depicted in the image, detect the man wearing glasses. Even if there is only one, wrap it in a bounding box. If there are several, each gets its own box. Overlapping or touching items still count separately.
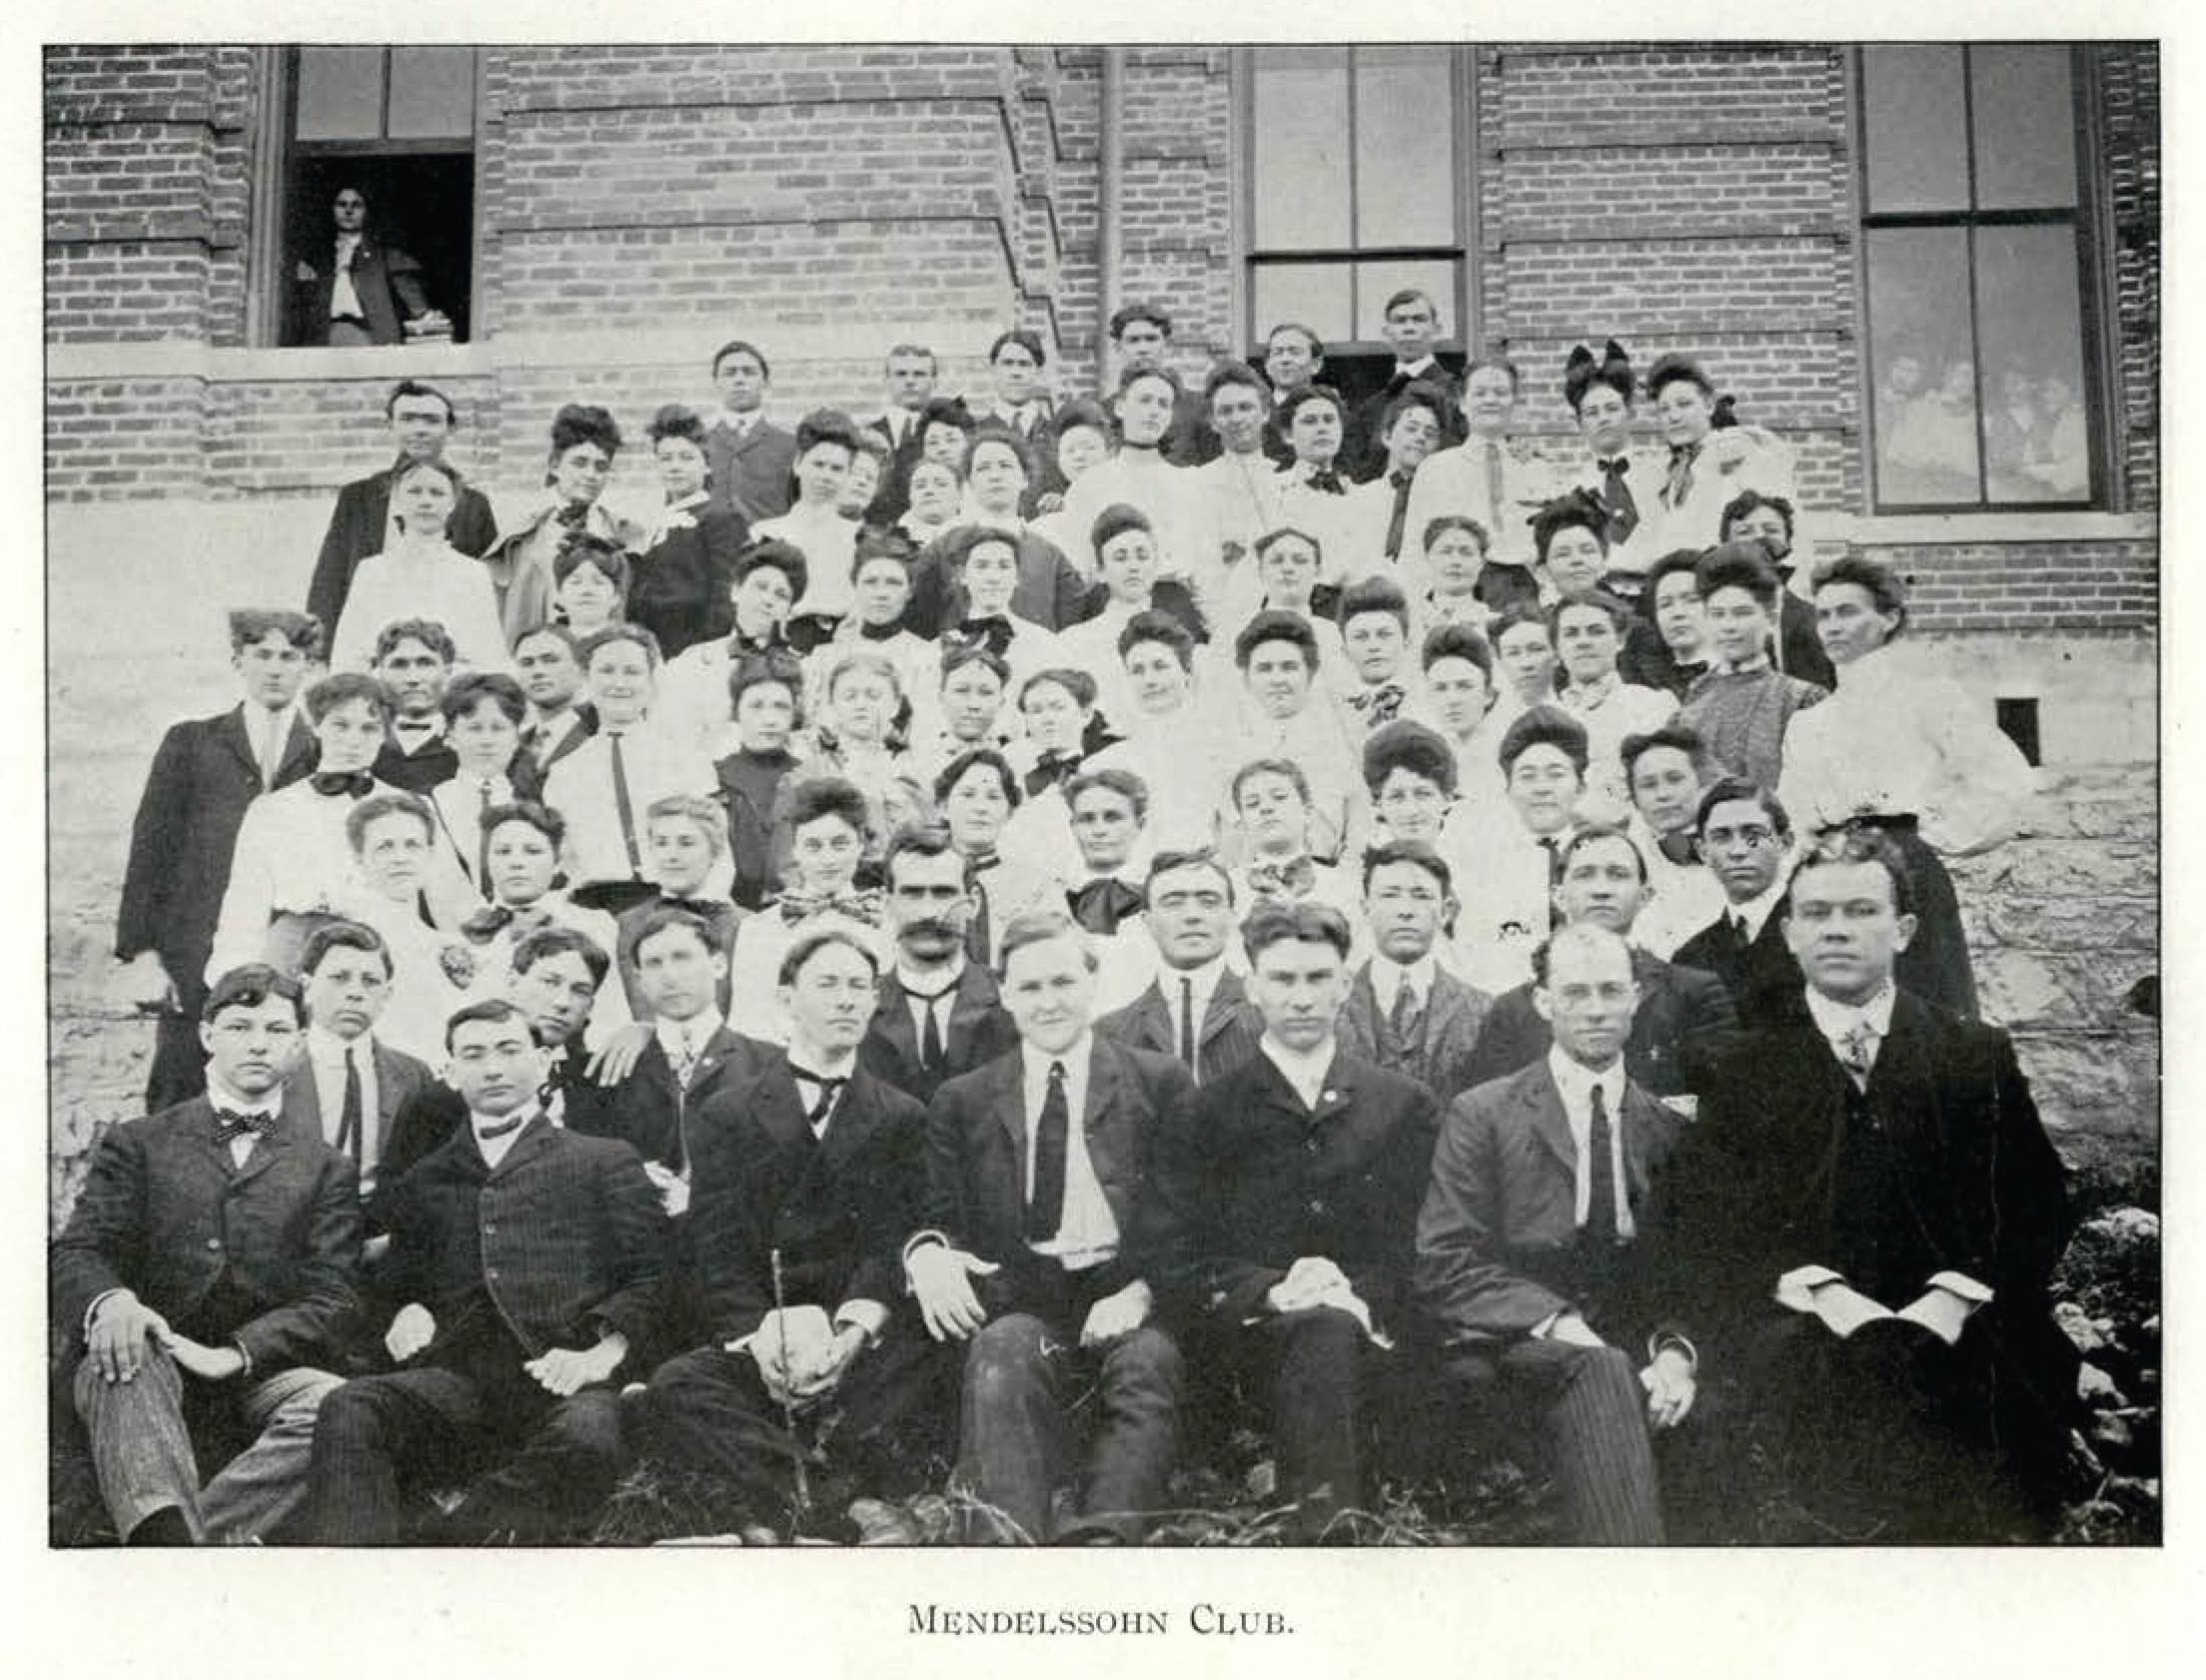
[1669,778,1805,1031]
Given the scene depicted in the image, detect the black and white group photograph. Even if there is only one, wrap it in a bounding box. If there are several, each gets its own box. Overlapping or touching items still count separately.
[38,25,2169,1626]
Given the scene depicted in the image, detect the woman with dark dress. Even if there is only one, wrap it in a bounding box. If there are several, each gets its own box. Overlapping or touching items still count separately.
[633,404,748,659]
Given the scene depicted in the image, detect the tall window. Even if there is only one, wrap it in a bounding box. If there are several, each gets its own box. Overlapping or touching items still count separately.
[1243,47,1467,378]
[278,46,479,346]
[1858,44,2101,509]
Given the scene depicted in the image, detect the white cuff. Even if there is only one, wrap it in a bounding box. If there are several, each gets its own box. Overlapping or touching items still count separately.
[834,1298,890,1344]
[1925,1269,1994,1304]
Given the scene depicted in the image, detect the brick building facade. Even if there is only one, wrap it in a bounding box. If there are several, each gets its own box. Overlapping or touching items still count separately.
[45,42,2159,1222]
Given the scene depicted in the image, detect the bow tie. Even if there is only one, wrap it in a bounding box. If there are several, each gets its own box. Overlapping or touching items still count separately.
[1068,877,1146,935]
[1247,857,1318,899]
[777,886,884,927]
[784,614,840,656]
[476,1111,533,1142]
[1347,682,1407,723]
[1599,457,1631,476]
[310,770,374,799]
[212,1108,276,1144]
[1303,467,1347,495]
[949,617,1016,659]
[460,903,553,946]
[730,629,789,658]
[1654,831,1698,867]
[553,501,591,530]
[1024,752,1083,797]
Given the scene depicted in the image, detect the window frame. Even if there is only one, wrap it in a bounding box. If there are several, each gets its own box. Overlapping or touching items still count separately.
[1852,43,2115,515]
[1233,45,1478,361]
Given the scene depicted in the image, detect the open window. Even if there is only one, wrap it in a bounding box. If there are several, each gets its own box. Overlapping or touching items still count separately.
[274,46,479,347]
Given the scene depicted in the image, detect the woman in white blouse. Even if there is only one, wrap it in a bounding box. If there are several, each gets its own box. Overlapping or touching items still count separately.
[1778,555,2038,1020]
[330,458,510,673]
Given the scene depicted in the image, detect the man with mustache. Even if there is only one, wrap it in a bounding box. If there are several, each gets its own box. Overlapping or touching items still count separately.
[859,823,1018,1105]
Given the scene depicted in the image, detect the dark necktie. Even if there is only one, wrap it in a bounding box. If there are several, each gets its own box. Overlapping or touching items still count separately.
[607,732,642,877]
[1178,975,1197,1072]
[965,881,993,968]
[1383,470,1415,560]
[310,770,373,799]
[907,977,956,1072]
[1587,1083,1620,1243]
[1389,979,1424,1052]
[791,1069,847,1134]
[1026,1060,1070,1242]
[212,1108,273,1145]
[1599,457,1640,544]
[336,1045,364,1163]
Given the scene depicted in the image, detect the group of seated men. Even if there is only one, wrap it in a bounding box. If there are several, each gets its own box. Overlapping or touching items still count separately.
[61,302,2079,1545]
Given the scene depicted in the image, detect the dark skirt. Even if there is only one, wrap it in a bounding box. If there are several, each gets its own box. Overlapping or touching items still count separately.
[1857,816,1979,1021]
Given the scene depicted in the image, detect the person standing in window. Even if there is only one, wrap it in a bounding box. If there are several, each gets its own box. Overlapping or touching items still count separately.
[294,187,430,349]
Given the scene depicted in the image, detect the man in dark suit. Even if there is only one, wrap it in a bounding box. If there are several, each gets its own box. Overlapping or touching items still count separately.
[52,965,361,1543]
[703,339,799,523]
[1349,289,1468,480]
[1669,777,1804,1031]
[513,624,597,779]
[629,930,954,1527]
[1336,840,1493,1103]
[368,619,461,794]
[302,998,663,1543]
[1096,849,1266,1086]
[292,186,432,348]
[283,921,435,1208]
[1415,923,1690,1544]
[860,824,1019,1105]
[906,911,1193,1543]
[863,342,938,522]
[118,610,323,1111]
[1466,824,1740,1102]
[1658,828,2077,1541]
[1107,302,1216,464]
[1156,902,1439,1538]
[305,382,499,634]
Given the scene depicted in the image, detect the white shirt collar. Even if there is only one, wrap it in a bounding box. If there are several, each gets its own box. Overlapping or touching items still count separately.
[1729,879,1788,942]
[1020,1031,1093,1084]
[1369,952,1439,1013]
[1804,983,1897,1045]
[470,1109,535,1168]
[786,1042,858,1082]
[307,1025,372,1065]
[655,1014,715,1060]
[1259,1035,1337,1108]
[1161,952,1226,1009]
[1397,356,1438,378]
[897,954,967,998]
[1546,1044,1627,1125]
[206,1077,280,1119]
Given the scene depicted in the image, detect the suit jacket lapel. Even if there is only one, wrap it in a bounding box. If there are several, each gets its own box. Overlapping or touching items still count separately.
[1619,1084,1675,1206]
[1425,970,1473,1050]
[276,715,318,783]
[989,1055,1028,1198]
[1525,1067,1580,1177]
[1082,1043,1129,1207]
[218,706,263,785]
[280,1063,322,1139]
[231,1116,294,1190]
[816,1069,884,1176]
[370,1041,409,1142]
[872,976,921,1068]
[1126,983,1171,1056]
[1339,970,1381,1048]
[1201,970,1250,1048]
[488,1115,557,1181]
[949,966,999,1052]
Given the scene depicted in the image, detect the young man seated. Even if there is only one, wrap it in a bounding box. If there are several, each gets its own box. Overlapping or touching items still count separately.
[1335,839,1494,1104]
[513,624,594,777]
[1095,847,1266,1086]
[283,920,437,1209]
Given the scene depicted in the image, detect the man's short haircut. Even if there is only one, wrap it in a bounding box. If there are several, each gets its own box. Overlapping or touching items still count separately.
[1550,588,1634,638]
[1265,321,1325,361]
[440,670,529,727]
[1232,755,1313,810]
[483,798,565,850]
[1532,489,1612,564]
[1363,719,1458,798]
[935,746,1021,811]
[1242,899,1353,965]
[304,671,396,725]
[578,621,662,671]
[549,403,622,460]
[779,926,882,987]
[1381,380,1453,436]
[1145,846,1235,903]
[1115,363,1185,403]
[1499,703,1590,777]
[1531,921,1635,989]
[645,403,709,451]
[1694,541,1782,606]
[963,424,1036,481]
[1382,287,1440,323]
[512,621,580,663]
[1234,607,1321,671]
[1204,360,1270,406]
[373,617,457,666]
[883,818,978,890]
[1787,823,1916,918]
[1810,553,1911,638]
[795,408,864,459]
[229,608,322,656]
[733,538,809,603]
[345,789,435,854]
[1463,352,1523,394]
[513,924,610,987]
[1721,487,1795,542]
[1559,821,1649,885]
[1090,501,1154,557]
[1048,398,1117,446]
[938,641,1011,689]
[385,379,457,422]
[203,962,304,1026]
[553,533,632,596]
[1646,352,1715,403]
[986,329,1044,368]
[1118,608,1195,670]
[630,904,723,961]
[888,340,941,373]
[299,919,393,982]
[445,995,535,1053]
[995,908,1098,979]
[786,775,872,839]
[1108,302,1173,342]
[1421,620,1494,678]
[644,793,728,854]
[728,648,807,716]
[1336,573,1411,634]
[711,338,769,381]
[1020,667,1098,712]
[1621,722,1713,785]
[1064,765,1150,824]
[1362,837,1453,897]
[1275,385,1346,428]
[1693,775,1793,840]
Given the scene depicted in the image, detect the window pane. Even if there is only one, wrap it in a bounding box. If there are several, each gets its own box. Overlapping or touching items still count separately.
[1354,47,1456,247]
[1861,46,1968,214]
[1355,258,1460,343]
[387,47,477,141]
[1865,227,1981,505]
[1253,263,1355,348]
[1971,45,2078,210]
[1252,48,1351,251]
[1975,224,2091,502]
[296,47,386,143]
